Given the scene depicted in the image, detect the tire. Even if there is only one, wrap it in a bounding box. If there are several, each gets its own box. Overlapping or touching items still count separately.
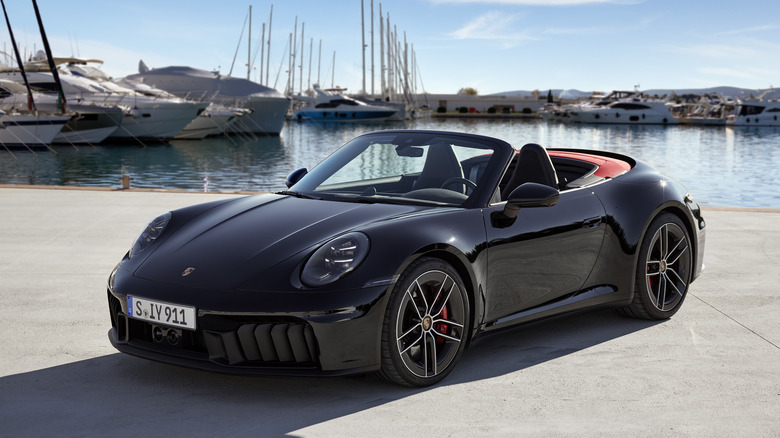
[622,213,693,320]
[378,257,470,387]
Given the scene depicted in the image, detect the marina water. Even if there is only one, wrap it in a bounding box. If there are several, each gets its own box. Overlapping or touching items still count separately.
[1,118,778,209]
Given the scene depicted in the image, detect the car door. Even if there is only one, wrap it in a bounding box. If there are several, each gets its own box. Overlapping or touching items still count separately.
[482,187,607,324]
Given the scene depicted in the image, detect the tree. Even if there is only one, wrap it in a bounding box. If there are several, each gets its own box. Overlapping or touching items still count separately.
[547,89,553,103]
[457,87,478,96]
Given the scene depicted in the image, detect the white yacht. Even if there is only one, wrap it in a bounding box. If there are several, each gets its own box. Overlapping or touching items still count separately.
[114,78,244,139]
[670,95,734,126]
[292,85,398,122]
[567,90,678,125]
[0,111,70,148]
[0,56,206,142]
[174,104,245,139]
[727,98,780,126]
[122,64,290,135]
[0,79,120,144]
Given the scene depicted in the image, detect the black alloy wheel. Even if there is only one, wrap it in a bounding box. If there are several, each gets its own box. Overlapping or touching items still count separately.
[379,257,470,387]
[623,213,693,320]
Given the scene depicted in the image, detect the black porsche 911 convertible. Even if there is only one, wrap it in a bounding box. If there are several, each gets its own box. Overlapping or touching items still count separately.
[107,130,705,387]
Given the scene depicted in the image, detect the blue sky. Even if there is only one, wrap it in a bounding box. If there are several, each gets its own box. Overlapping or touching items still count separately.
[0,0,778,95]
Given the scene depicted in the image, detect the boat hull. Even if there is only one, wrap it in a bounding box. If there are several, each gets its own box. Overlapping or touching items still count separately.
[0,114,70,147]
[220,94,290,135]
[727,114,780,126]
[568,110,677,125]
[108,100,207,141]
[293,108,397,122]
[122,66,291,136]
[53,107,123,144]
[175,112,238,139]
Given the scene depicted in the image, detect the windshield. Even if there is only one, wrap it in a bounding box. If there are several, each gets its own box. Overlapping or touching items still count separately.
[288,131,507,207]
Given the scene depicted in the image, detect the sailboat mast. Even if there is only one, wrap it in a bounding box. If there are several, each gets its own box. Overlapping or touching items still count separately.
[291,16,297,95]
[259,23,265,84]
[228,9,249,76]
[361,0,366,95]
[31,0,67,114]
[266,5,273,86]
[286,32,292,94]
[317,39,322,86]
[299,22,304,95]
[0,0,36,112]
[379,3,385,99]
[370,0,374,96]
[307,37,312,92]
[403,31,410,102]
[247,5,251,80]
[386,15,393,100]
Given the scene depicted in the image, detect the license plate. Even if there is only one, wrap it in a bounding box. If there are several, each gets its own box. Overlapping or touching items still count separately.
[126,295,196,330]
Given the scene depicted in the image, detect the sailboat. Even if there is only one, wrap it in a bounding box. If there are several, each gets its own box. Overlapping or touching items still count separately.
[0,56,207,142]
[0,78,118,144]
[0,0,69,148]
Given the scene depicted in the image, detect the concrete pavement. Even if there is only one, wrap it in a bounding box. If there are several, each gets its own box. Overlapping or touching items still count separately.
[0,187,778,437]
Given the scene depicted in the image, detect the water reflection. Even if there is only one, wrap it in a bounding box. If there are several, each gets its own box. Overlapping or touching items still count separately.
[1,119,779,208]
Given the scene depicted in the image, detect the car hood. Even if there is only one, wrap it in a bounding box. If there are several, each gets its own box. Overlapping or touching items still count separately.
[133,194,421,289]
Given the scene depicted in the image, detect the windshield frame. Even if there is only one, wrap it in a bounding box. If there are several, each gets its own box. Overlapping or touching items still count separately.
[288,130,515,209]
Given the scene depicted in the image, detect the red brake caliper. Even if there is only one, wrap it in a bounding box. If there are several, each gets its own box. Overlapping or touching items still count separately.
[435,305,448,343]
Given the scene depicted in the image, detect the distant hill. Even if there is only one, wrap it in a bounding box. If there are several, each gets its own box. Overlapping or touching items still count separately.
[493,87,780,100]
[644,87,779,100]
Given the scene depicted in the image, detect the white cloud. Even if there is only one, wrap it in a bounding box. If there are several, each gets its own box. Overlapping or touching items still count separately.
[543,26,609,36]
[716,25,779,36]
[447,11,536,46]
[543,14,656,36]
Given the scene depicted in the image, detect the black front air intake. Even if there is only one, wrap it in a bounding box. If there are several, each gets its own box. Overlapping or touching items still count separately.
[203,322,319,367]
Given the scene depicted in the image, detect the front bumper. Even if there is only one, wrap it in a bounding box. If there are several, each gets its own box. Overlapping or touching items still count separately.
[107,272,391,376]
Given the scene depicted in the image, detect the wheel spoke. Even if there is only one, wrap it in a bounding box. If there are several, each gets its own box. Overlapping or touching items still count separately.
[666,237,688,265]
[432,328,462,343]
[660,224,668,258]
[646,269,660,290]
[656,274,667,309]
[431,282,455,318]
[399,331,423,355]
[426,332,437,377]
[398,322,422,345]
[406,282,426,320]
[432,317,463,330]
[665,270,686,297]
[416,279,431,311]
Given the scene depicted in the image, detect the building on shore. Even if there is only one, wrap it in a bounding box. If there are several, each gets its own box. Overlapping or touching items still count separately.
[408,93,546,114]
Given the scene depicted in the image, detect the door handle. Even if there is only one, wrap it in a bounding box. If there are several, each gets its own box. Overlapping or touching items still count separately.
[582,216,602,228]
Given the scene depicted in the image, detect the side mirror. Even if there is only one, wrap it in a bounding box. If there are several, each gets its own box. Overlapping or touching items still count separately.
[285,168,308,188]
[503,182,559,219]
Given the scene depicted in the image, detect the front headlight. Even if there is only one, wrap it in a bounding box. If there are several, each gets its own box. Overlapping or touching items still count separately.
[129,212,172,258]
[301,232,370,287]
